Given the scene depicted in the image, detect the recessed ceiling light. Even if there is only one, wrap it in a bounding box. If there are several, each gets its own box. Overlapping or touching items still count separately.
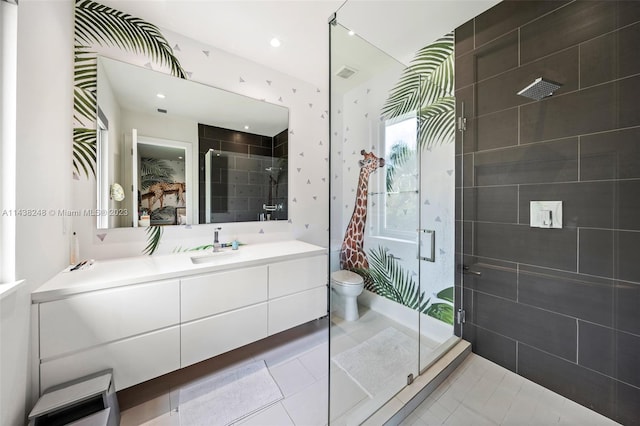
[270,38,281,48]
[244,125,250,130]
[178,156,183,160]
[348,30,355,36]
[156,93,165,99]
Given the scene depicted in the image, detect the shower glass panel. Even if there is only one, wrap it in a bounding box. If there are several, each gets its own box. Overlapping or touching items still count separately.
[416,34,459,373]
[329,19,459,424]
[329,22,420,424]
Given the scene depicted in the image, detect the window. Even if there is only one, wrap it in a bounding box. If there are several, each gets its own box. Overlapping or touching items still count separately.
[372,114,419,241]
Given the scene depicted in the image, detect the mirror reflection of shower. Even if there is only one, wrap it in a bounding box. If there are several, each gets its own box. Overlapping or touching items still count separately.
[261,127,288,221]
[201,125,288,223]
[263,158,286,220]
[204,148,220,224]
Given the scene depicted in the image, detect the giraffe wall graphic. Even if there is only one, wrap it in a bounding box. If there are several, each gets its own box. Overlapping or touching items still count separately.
[340,150,385,270]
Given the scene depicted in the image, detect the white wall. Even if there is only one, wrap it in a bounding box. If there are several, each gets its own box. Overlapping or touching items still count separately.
[0,3,25,425]
[16,0,73,286]
[1,0,18,284]
[1,1,74,424]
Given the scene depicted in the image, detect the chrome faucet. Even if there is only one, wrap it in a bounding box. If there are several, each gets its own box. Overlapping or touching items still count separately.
[213,227,222,252]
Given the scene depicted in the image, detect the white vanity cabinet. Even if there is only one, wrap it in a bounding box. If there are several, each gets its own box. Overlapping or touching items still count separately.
[38,280,181,392]
[268,255,328,334]
[33,241,328,394]
[179,256,328,366]
[180,266,269,367]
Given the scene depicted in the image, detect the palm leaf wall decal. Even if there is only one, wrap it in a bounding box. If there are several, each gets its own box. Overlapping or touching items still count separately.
[381,33,454,151]
[73,128,97,178]
[425,303,454,324]
[360,246,456,324]
[418,97,456,148]
[363,246,430,313]
[73,0,187,179]
[143,225,163,255]
[436,286,454,303]
[75,0,186,79]
[74,52,98,124]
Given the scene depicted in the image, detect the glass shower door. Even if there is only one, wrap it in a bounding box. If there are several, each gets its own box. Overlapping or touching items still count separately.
[329,21,421,424]
[329,14,464,423]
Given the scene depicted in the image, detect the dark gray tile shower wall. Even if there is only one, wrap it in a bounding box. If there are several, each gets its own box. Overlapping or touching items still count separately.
[454,2,640,424]
[198,124,288,222]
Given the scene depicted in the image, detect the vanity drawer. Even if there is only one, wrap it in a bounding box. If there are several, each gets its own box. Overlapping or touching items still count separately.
[268,286,327,335]
[40,326,180,392]
[180,266,268,322]
[40,280,179,359]
[181,303,268,367]
[269,255,327,299]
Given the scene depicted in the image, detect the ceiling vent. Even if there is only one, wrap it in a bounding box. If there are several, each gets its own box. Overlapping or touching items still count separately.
[336,65,358,79]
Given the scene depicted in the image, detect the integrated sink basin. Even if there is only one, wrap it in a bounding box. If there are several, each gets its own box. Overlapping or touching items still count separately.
[190,250,237,264]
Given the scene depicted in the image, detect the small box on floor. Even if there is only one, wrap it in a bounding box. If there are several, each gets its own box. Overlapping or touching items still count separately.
[28,370,119,426]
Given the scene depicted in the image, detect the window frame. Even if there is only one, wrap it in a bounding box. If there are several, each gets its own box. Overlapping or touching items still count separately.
[371,112,419,243]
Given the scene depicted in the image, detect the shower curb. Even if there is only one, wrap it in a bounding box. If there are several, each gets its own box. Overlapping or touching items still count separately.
[362,339,472,426]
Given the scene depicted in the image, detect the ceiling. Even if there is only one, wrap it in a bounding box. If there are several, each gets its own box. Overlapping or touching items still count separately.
[99,0,500,90]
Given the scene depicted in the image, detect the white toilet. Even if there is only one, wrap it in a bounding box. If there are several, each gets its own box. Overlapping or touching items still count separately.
[331,270,365,321]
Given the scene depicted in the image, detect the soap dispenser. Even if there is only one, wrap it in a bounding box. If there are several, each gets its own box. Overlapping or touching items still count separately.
[213,227,222,252]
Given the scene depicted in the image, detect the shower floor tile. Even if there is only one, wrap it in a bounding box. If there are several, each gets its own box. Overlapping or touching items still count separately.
[400,353,621,426]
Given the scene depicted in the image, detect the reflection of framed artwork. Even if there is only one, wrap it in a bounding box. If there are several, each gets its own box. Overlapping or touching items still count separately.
[176,207,187,225]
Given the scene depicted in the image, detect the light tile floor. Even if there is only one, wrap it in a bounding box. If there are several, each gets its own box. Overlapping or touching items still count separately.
[399,353,620,426]
[119,319,330,426]
[120,307,618,426]
[330,308,441,425]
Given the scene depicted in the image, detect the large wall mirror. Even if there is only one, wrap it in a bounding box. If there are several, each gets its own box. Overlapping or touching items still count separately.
[96,56,289,229]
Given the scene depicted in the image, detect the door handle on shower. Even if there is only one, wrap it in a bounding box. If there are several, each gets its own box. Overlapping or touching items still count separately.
[418,229,435,262]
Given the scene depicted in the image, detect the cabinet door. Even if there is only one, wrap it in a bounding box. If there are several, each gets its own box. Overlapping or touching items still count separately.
[268,286,327,335]
[40,326,180,392]
[40,280,179,359]
[181,266,267,322]
[181,303,268,367]
[269,255,327,299]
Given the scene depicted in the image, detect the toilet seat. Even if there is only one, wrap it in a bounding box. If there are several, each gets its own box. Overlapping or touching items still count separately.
[331,270,364,285]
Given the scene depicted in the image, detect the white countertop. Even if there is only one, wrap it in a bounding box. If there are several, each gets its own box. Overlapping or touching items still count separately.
[32,240,326,303]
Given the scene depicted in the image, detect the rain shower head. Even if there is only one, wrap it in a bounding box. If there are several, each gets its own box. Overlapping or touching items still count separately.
[517,77,562,101]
